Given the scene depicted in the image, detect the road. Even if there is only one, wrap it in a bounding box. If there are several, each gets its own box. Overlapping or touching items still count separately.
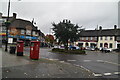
[24,47,119,78]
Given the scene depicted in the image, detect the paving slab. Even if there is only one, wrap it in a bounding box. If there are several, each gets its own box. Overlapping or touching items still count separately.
[1,48,94,78]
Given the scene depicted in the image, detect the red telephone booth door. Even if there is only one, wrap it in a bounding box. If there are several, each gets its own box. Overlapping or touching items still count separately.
[17,41,24,56]
[30,41,40,59]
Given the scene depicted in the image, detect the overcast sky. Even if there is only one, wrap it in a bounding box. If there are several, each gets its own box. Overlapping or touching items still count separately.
[1,0,119,34]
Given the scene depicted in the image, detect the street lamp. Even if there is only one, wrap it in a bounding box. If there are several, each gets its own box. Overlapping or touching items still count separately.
[5,0,10,51]
[5,0,21,51]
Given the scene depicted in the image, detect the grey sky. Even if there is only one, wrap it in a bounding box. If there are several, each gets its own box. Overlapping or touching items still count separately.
[1,0,119,34]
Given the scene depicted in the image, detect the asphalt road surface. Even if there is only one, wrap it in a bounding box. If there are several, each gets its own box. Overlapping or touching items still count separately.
[24,47,120,78]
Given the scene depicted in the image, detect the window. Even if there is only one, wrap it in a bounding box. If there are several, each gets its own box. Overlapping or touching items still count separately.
[32,31,36,35]
[90,37,92,40]
[86,37,88,40]
[105,36,107,40]
[95,37,97,40]
[117,36,120,40]
[110,36,113,40]
[100,37,102,40]
[21,30,25,34]
[109,43,112,48]
[26,30,31,35]
[100,43,103,47]
[81,37,84,40]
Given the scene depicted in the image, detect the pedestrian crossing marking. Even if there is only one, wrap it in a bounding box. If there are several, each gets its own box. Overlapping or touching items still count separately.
[93,73,102,77]
[114,72,120,75]
[104,73,112,76]
[67,60,76,61]
[83,60,91,62]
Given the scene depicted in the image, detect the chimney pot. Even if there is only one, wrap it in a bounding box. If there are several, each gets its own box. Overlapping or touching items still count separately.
[114,25,117,29]
[99,26,102,30]
[13,13,17,19]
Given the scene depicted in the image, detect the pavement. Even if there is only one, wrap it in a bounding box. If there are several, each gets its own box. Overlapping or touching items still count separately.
[1,47,94,78]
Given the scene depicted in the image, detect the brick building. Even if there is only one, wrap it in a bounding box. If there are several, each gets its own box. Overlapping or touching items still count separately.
[0,13,45,45]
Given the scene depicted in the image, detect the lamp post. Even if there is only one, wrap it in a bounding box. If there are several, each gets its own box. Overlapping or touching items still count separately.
[5,0,21,51]
[5,0,10,51]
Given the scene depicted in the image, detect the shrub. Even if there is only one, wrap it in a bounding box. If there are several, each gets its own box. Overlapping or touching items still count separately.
[52,48,86,55]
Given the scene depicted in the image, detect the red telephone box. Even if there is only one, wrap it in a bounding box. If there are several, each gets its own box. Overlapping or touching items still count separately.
[17,41,24,56]
[30,41,40,59]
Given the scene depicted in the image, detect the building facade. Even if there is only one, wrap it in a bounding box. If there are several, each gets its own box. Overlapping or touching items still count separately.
[1,13,45,45]
[77,26,120,49]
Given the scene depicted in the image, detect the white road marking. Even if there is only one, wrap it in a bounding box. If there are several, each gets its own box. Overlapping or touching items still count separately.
[24,73,28,75]
[83,60,91,62]
[80,66,91,72]
[114,72,120,75]
[65,63,70,65]
[49,59,59,61]
[67,60,76,61]
[49,59,53,60]
[93,73,102,77]
[104,73,112,76]
[74,64,80,67]
[96,60,103,62]
[60,61,64,63]
[96,60,120,66]
[52,59,59,61]
[6,71,9,73]
[104,61,120,66]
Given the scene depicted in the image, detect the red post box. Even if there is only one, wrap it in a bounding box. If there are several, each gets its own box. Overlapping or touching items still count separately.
[30,41,40,59]
[17,41,24,56]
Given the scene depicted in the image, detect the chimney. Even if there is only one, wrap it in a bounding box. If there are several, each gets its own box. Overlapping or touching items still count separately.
[0,12,2,18]
[114,25,117,29]
[13,13,17,19]
[99,26,102,30]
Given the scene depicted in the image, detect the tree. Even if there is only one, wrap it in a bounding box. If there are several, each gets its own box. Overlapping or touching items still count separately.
[45,34,54,45]
[52,19,82,50]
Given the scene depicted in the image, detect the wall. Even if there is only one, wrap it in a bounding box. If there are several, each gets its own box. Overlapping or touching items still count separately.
[97,36,116,49]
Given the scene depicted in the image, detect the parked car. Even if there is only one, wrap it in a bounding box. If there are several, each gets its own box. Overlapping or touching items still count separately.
[69,45,80,50]
[100,47,112,53]
[85,47,95,51]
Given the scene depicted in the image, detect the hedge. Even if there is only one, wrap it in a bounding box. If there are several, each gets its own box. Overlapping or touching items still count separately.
[52,48,86,55]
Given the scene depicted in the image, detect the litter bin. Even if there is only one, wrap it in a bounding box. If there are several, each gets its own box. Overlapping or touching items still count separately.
[9,46,16,54]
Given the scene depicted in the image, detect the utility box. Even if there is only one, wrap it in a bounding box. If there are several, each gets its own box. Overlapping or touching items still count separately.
[17,41,24,56]
[30,41,40,59]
